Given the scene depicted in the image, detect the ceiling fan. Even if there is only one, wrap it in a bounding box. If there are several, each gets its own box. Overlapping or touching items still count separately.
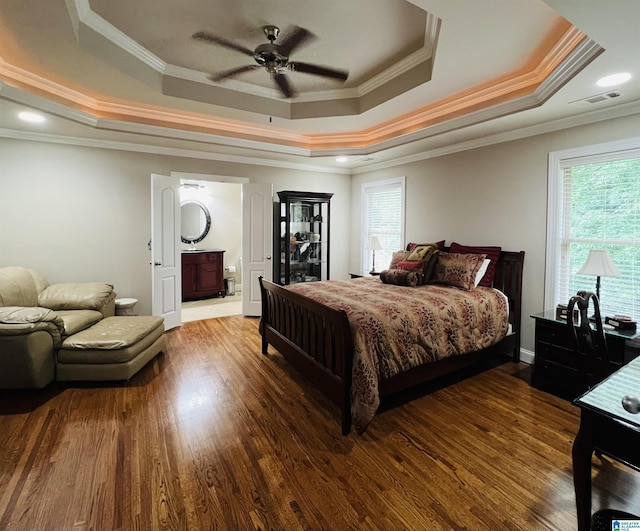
[192,25,349,99]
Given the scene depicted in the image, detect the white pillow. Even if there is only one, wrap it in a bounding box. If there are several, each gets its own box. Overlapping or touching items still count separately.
[475,259,491,287]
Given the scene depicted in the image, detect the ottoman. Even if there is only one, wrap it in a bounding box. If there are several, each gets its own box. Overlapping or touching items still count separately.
[56,316,165,381]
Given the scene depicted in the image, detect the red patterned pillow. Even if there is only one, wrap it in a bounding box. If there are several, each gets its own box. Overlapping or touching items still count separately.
[397,260,425,271]
[449,242,501,287]
[431,252,486,291]
[397,260,426,283]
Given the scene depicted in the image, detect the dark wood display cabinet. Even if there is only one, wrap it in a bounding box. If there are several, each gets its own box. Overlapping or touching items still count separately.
[182,249,226,300]
[531,310,640,399]
[274,191,333,286]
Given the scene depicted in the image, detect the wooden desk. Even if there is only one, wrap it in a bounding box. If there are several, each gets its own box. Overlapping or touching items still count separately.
[572,357,640,531]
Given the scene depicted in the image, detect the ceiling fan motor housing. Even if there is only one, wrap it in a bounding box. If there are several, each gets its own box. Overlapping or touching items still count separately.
[254,43,288,73]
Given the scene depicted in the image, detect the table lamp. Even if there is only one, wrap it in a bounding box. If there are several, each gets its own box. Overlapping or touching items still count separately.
[366,236,383,274]
[577,249,620,300]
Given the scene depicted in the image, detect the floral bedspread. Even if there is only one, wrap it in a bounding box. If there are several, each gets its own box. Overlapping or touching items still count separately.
[286,277,509,433]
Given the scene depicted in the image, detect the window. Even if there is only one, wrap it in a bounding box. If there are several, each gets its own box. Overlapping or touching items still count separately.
[361,177,405,273]
[547,138,640,319]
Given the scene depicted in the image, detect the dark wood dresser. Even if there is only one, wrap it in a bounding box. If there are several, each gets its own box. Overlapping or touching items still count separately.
[531,310,640,399]
[182,249,225,300]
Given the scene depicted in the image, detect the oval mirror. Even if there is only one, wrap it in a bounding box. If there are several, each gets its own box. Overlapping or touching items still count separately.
[181,200,211,244]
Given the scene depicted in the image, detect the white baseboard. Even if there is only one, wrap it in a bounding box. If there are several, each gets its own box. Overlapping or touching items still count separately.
[519,348,534,365]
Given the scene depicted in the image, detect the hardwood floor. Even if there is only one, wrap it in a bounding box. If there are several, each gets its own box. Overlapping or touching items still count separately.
[1,316,639,530]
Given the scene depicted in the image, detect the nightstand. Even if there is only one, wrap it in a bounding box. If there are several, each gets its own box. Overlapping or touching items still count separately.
[531,310,640,399]
[349,272,380,279]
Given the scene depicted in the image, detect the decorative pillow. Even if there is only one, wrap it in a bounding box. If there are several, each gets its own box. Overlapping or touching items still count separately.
[449,242,501,287]
[422,251,440,284]
[431,252,487,291]
[380,269,419,287]
[407,244,438,262]
[397,260,425,271]
[388,250,411,270]
[397,260,426,284]
[475,258,491,288]
[407,240,445,251]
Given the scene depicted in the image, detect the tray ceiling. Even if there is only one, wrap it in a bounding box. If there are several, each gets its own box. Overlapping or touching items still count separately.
[0,0,638,169]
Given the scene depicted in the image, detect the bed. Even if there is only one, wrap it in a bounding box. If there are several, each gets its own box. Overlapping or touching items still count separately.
[259,248,525,434]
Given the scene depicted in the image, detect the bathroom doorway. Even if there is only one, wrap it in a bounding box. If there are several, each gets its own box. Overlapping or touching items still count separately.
[174,173,245,322]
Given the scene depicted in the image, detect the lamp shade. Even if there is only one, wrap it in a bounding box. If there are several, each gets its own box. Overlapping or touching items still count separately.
[577,249,620,277]
[365,236,383,251]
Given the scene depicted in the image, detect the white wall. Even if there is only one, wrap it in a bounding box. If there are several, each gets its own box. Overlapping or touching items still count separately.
[350,112,640,354]
[0,138,351,315]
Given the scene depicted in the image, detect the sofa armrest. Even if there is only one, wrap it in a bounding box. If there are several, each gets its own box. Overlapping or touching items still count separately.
[0,306,65,347]
[38,283,116,315]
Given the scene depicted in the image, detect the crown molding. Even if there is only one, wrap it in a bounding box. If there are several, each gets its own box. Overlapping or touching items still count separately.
[0,78,98,126]
[0,14,607,160]
[3,92,639,178]
[351,99,640,174]
[0,126,349,174]
[95,118,312,156]
[0,30,603,160]
[67,0,166,71]
[307,32,602,156]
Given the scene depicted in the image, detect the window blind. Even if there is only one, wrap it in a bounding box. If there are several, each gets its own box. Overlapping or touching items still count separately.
[556,155,640,319]
[362,178,405,273]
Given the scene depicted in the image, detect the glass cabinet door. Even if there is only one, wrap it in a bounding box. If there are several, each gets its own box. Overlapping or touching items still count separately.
[276,191,332,285]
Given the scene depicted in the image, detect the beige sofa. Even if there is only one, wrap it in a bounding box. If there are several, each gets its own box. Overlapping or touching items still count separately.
[0,267,164,389]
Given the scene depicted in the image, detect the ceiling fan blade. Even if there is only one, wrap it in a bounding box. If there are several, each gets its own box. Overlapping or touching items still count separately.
[209,65,259,82]
[277,26,315,56]
[289,62,349,81]
[192,31,255,58]
[273,73,294,99]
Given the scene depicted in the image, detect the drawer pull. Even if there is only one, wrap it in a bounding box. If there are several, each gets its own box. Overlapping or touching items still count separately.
[622,395,640,414]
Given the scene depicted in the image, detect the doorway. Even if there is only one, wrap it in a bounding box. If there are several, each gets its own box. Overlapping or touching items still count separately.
[175,174,244,322]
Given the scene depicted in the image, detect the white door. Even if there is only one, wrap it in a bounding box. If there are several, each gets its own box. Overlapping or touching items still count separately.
[151,174,181,330]
[242,183,273,316]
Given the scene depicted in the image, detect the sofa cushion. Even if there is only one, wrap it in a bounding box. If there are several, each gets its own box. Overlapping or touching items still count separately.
[0,306,58,325]
[0,306,64,347]
[57,316,164,364]
[39,282,115,311]
[0,267,47,307]
[55,310,103,337]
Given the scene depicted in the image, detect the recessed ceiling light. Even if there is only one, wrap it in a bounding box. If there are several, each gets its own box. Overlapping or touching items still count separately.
[597,72,632,88]
[335,156,348,163]
[18,111,46,123]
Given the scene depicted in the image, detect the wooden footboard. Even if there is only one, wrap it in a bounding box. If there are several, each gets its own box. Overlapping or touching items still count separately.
[259,277,355,434]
